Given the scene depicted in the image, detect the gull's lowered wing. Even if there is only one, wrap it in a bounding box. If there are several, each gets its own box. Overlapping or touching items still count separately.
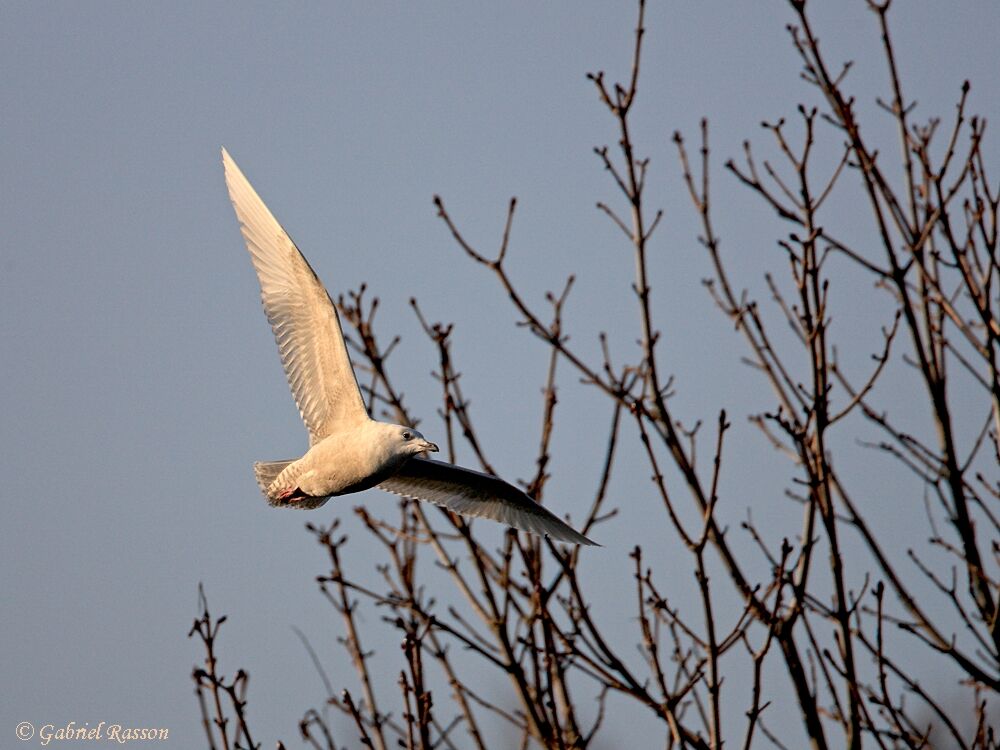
[379,457,597,545]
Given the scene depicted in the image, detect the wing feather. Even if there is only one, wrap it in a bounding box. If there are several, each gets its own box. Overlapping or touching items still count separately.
[379,458,597,546]
[222,149,368,442]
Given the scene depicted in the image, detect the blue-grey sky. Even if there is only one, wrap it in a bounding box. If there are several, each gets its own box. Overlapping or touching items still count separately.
[3,2,997,747]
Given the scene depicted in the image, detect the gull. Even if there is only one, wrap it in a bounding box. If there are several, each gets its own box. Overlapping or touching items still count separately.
[222,149,597,546]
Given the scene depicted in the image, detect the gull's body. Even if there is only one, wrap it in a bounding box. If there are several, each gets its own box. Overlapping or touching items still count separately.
[258,422,416,505]
[222,148,596,546]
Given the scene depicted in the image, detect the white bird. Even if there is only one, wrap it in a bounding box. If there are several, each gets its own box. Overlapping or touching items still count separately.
[222,149,597,546]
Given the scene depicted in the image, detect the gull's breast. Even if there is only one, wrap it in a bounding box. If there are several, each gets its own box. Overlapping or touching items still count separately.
[296,428,406,497]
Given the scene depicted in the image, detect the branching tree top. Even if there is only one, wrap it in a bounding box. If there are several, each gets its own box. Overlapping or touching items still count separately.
[193,2,999,747]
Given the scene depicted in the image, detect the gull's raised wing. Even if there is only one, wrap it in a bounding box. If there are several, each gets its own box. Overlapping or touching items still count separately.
[222,149,368,443]
[379,458,598,546]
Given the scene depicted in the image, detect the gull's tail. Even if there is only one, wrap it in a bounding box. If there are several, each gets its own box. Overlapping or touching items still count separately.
[253,459,294,493]
[252,459,331,510]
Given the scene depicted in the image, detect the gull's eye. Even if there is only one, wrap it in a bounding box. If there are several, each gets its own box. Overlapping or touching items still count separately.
[402,431,413,441]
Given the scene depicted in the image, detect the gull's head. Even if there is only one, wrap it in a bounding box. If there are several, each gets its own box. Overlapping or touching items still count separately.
[394,425,439,456]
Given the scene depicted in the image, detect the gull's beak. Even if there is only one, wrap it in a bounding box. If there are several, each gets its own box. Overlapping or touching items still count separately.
[418,439,439,453]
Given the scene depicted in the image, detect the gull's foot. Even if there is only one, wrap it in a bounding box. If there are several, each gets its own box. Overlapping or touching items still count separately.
[274,486,305,504]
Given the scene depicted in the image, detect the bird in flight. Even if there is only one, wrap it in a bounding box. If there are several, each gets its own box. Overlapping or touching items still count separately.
[222,149,596,545]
